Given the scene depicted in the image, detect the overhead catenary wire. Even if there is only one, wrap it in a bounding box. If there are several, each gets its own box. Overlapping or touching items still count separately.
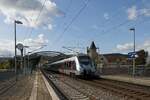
[48,0,73,44]
[23,0,47,42]
[89,1,139,39]
[59,0,73,30]
[95,7,149,39]
[51,0,139,45]
[91,0,139,29]
[50,0,90,47]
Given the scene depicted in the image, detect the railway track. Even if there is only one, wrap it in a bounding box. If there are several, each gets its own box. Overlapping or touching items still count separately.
[94,79,150,99]
[79,79,150,100]
[43,70,150,100]
[43,70,101,100]
[42,70,68,100]
[0,78,16,95]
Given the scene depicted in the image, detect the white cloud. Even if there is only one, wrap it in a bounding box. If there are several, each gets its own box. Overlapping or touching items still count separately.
[23,34,48,49]
[104,13,109,20]
[0,40,14,56]
[127,6,137,20]
[92,25,99,30]
[48,24,53,30]
[0,34,48,56]
[116,43,133,51]
[0,0,64,29]
[115,39,150,53]
[127,6,150,20]
[141,40,150,52]
[139,8,150,17]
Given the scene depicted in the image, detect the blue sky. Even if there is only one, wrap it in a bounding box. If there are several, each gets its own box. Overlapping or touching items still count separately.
[0,0,150,56]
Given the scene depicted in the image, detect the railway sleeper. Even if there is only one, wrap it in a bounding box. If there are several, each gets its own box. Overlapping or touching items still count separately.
[83,80,148,100]
[94,80,150,95]
[94,81,150,98]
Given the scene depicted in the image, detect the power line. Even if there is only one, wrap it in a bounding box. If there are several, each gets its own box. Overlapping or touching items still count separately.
[52,0,73,39]
[23,0,47,41]
[51,0,138,45]
[95,0,139,29]
[50,0,90,47]
[95,8,149,39]
[60,0,73,29]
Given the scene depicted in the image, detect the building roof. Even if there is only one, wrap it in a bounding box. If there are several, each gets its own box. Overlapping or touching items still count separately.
[90,41,96,49]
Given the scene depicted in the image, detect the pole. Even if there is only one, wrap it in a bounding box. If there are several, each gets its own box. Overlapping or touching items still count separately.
[14,21,17,81]
[24,48,26,75]
[133,29,136,77]
[28,52,29,72]
[21,49,23,74]
[28,52,32,74]
[14,20,23,81]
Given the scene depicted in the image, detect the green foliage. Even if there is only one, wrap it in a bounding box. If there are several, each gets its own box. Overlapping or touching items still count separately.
[0,60,10,69]
[0,60,12,69]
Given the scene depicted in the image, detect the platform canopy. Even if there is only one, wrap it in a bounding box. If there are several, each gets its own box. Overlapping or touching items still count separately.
[29,51,68,64]
[35,51,65,57]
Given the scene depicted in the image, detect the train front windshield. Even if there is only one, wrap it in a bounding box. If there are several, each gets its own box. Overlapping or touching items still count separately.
[78,56,92,66]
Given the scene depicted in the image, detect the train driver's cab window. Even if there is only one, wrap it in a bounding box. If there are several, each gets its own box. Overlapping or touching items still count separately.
[79,56,92,66]
[71,61,76,70]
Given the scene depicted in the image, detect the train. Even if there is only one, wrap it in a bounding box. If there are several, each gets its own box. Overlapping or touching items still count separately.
[47,54,97,78]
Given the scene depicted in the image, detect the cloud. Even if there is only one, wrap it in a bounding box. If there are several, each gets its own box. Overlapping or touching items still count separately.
[127,6,150,20]
[0,34,48,56]
[116,43,133,51]
[0,40,14,56]
[139,8,150,16]
[23,34,48,49]
[104,13,109,20]
[141,40,150,52]
[92,25,99,29]
[48,24,53,30]
[115,39,150,53]
[0,0,64,29]
[127,6,137,20]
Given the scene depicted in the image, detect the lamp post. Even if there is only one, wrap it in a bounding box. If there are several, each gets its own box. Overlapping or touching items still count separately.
[129,28,136,77]
[14,20,23,81]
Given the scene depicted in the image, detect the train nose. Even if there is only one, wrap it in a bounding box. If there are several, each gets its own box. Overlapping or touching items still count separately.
[83,69,91,75]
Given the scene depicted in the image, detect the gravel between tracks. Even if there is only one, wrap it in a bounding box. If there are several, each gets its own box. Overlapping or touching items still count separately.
[46,72,128,100]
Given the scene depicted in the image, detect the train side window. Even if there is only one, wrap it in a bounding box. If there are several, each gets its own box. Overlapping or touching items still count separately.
[65,62,68,69]
[68,61,70,69]
[71,61,76,70]
[66,62,69,69]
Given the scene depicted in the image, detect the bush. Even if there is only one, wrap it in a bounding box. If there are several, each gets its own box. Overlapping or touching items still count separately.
[0,60,11,69]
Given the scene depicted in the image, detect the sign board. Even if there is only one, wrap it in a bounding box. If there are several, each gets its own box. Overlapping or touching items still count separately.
[128,52,138,58]
[17,43,23,50]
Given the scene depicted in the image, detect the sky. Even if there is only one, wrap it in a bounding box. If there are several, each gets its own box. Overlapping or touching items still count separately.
[0,0,150,56]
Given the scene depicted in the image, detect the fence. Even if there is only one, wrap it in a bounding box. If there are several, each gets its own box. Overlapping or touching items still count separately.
[97,65,150,77]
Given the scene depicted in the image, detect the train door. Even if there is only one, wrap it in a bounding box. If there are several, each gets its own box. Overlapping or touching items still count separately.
[70,61,76,78]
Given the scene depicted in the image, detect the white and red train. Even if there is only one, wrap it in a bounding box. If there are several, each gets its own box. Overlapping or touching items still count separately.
[47,54,97,77]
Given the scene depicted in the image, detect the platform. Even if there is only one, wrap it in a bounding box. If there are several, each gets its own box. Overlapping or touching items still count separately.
[101,75,150,87]
[0,70,56,100]
[30,70,52,100]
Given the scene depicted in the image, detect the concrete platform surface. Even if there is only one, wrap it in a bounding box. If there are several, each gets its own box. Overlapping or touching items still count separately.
[101,75,150,87]
[37,71,52,100]
[29,70,53,100]
[0,70,54,100]
[0,74,34,100]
